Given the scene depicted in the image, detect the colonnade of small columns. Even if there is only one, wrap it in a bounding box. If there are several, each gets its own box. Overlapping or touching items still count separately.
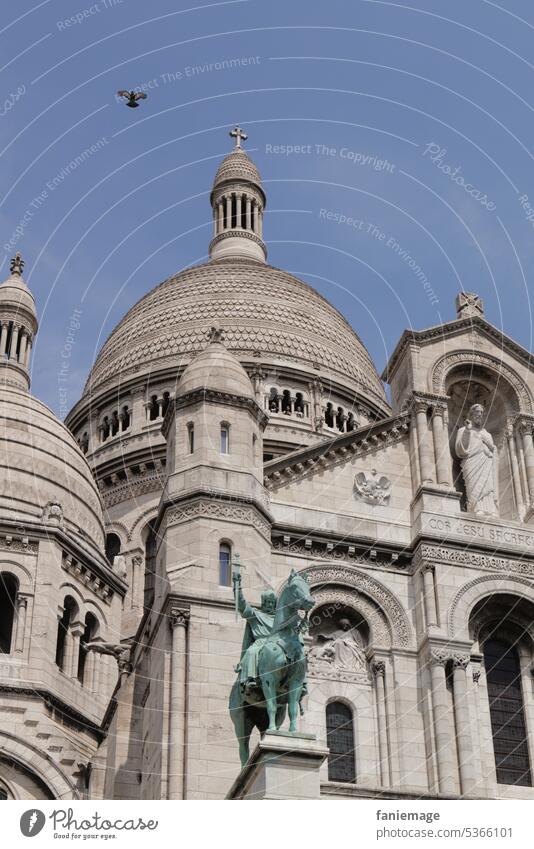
[213,191,263,237]
[0,319,32,367]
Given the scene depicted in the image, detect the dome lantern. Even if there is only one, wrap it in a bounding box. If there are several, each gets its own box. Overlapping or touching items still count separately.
[0,252,38,391]
[209,127,267,263]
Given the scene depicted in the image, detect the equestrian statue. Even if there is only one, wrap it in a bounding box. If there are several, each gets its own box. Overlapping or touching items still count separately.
[229,560,315,766]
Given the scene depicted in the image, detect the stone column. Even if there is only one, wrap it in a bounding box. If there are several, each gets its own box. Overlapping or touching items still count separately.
[14,596,28,653]
[9,323,20,360]
[236,194,242,227]
[452,655,477,797]
[217,201,224,233]
[0,321,8,356]
[168,607,189,800]
[225,195,232,229]
[422,565,438,627]
[519,420,534,507]
[507,426,525,515]
[432,404,452,486]
[18,331,28,366]
[69,623,85,679]
[414,399,434,484]
[373,661,390,787]
[130,386,145,428]
[258,209,263,239]
[429,649,456,795]
[246,197,252,230]
[253,202,259,234]
[24,336,32,368]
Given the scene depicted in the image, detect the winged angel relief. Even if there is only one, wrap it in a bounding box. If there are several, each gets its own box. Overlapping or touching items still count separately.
[353,469,392,505]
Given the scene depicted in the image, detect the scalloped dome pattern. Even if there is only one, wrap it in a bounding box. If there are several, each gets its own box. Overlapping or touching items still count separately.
[84,260,387,408]
[212,148,263,189]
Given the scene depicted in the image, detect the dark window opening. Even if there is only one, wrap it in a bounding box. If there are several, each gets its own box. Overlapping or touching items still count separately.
[295,392,304,415]
[219,543,232,587]
[325,403,334,428]
[55,596,77,671]
[111,411,120,436]
[336,407,346,432]
[282,390,291,415]
[121,405,130,430]
[0,573,18,653]
[269,388,279,413]
[326,701,356,783]
[105,533,121,566]
[144,521,158,611]
[78,612,98,685]
[161,392,171,417]
[347,413,356,432]
[101,416,110,441]
[484,638,531,786]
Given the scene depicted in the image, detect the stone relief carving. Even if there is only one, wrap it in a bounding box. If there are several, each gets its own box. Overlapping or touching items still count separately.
[416,543,534,577]
[431,350,533,414]
[41,501,64,527]
[165,499,271,540]
[308,600,370,683]
[353,469,391,505]
[302,565,412,647]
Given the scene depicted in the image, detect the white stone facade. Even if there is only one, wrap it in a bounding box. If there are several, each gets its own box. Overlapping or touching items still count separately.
[2,138,534,801]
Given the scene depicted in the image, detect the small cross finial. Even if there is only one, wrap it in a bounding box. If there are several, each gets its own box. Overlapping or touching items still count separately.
[229,126,247,149]
[207,325,225,344]
[10,252,24,276]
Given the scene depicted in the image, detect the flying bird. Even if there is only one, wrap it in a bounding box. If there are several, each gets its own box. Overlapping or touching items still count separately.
[117,90,147,108]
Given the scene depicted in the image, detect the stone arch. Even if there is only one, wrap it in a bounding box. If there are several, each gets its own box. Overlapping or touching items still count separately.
[448,574,534,640]
[0,560,33,594]
[0,730,78,799]
[301,564,413,648]
[431,350,533,414]
[309,586,391,649]
[105,521,128,545]
[127,506,159,542]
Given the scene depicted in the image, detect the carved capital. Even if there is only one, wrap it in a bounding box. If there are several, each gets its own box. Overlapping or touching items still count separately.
[429,648,449,667]
[451,652,470,669]
[372,660,386,678]
[170,607,189,630]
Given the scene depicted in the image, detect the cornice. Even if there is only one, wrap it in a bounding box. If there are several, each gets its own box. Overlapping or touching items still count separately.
[382,315,534,384]
[264,413,410,490]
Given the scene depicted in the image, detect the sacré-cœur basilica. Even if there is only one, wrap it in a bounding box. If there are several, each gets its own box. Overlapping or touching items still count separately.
[1,130,534,800]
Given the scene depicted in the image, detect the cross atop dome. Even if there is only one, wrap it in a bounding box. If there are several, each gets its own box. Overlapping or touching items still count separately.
[10,252,24,277]
[229,126,247,150]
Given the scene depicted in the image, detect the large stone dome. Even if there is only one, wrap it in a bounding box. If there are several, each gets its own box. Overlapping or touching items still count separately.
[84,257,387,410]
[0,384,105,553]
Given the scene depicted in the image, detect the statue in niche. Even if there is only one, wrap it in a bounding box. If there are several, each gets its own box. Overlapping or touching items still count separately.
[309,615,367,673]
[455,403,498,517]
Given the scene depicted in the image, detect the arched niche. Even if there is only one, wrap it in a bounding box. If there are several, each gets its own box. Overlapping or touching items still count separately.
[443,359,525,520]
[448,574,534,641]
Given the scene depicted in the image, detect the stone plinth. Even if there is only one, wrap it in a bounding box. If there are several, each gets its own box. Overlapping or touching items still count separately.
[226,731,329,800]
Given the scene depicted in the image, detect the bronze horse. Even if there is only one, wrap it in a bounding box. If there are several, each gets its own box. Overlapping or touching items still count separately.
[229,569,314,766]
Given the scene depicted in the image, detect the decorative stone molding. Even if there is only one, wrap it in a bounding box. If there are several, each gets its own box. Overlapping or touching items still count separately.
[415,543,534,577]
[431,350,533,413]
[264,414,409,490]
[0,534,37,555]
[172,387,268,430]
[61,552,114,604]
[102,472,164,509]
[302,565,412,648]
[272,536,407,570]
[448,574,534,639]
[165,499,271,540]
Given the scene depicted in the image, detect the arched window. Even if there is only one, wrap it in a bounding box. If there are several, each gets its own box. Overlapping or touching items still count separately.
[336,407,346,432]
[78,613,98,685]
[187,423,195,454]
[55,596,78,671]
[347,413,356,432]
[111,410,120,436]
[161,392,171,417]
[144,521,158,610]
[0,572,18,654]
[294,392,304,416]
[220,424,230,455]
[484,638,532,786]
[105,533,121,566]
[148,395,159,421]
[219,542,232,587]
[120,405,131,430]
[281,390,291,415]
[324,403,334,428]
[269,388,279,413]
[326,701,356,783]
[101,416,110,441]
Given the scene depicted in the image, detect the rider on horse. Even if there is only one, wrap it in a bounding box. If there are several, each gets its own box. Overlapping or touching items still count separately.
[234,572,276,695]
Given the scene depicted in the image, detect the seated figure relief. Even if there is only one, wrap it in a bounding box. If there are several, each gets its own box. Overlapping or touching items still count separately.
[309,613,368,679]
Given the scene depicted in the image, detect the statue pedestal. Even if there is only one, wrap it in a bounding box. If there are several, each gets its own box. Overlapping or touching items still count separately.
[226,731,329,800]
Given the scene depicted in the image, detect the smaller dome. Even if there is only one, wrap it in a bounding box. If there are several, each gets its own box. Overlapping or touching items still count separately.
[0,273,36,316]
[177,331,254,399]
[212,148,263,193]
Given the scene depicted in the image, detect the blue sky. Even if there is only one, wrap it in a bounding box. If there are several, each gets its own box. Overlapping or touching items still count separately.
[1,0,534,413]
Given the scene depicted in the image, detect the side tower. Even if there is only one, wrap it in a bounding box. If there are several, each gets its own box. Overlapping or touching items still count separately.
[0,255,127,800]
